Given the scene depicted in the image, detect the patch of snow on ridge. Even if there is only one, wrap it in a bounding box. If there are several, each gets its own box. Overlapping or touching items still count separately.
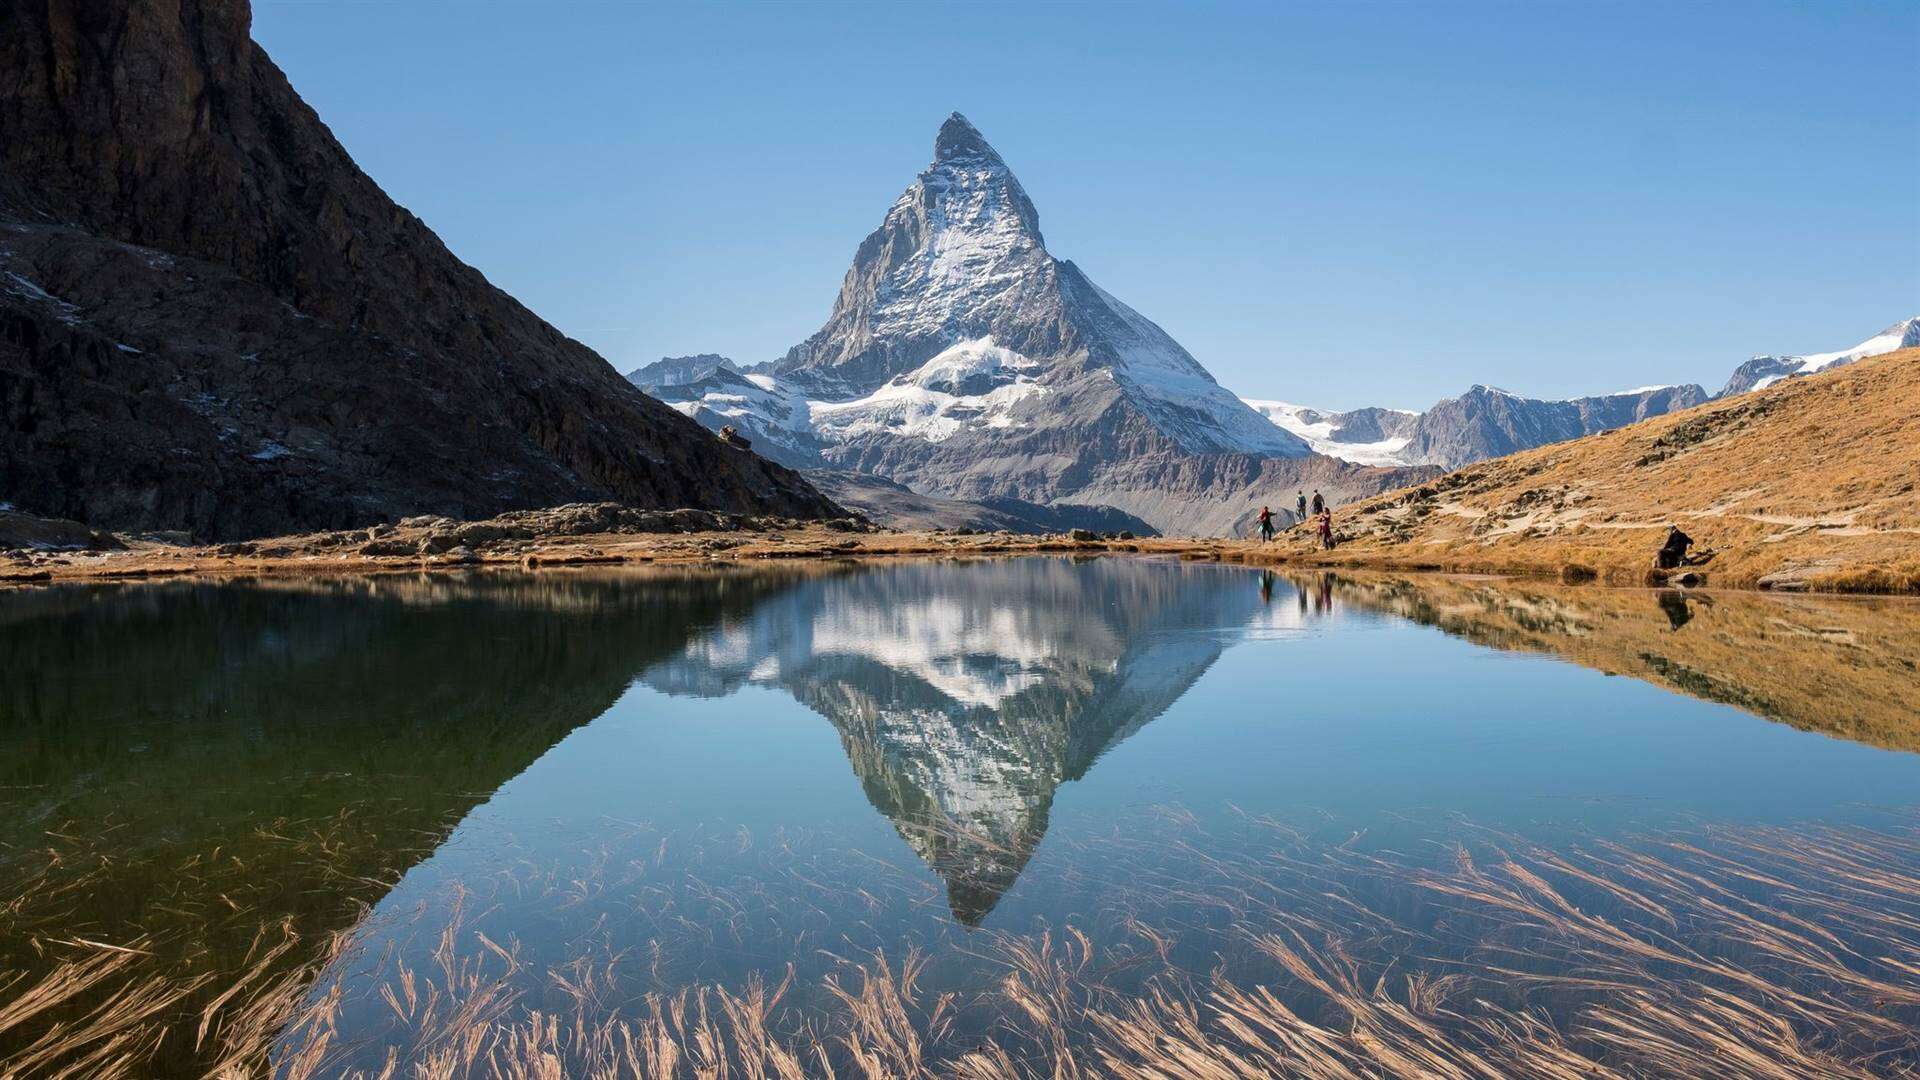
[809,338,1048,444]
[1072,278,1305,456]
[1795,317,1920,373]
[1748,317,1920,391]
[674,370,812,434]
[867,149,1048,345]
[1241,399,1415,467]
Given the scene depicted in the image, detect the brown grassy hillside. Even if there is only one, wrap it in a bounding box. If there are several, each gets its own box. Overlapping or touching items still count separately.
[1268,348,1920,592]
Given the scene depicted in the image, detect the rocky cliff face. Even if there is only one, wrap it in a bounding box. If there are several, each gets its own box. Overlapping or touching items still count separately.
[649,115,1431,536]
[1249,385,1710,470]
[1718,318,1920,396]
[1402,383,1711,469]
[0,0,836,539]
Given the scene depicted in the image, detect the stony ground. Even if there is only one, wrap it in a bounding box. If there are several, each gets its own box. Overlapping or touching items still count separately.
[0,502,1193,586]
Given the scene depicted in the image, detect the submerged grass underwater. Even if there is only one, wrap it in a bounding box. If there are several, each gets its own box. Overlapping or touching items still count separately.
[5,561,1920,1077]
[5,810,1920,1077]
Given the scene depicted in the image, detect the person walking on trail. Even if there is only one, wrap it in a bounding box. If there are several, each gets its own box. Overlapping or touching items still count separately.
[1310,490,1325,517]
[1257,505,1276,543]
[1317,509,1335,551]
[1295,490,1307,522]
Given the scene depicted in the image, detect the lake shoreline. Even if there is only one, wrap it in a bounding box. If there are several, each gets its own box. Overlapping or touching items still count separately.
[4,507,1914,596]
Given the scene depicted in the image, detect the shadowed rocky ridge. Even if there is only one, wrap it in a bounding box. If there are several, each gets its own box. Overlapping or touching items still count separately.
[0,0,836,539]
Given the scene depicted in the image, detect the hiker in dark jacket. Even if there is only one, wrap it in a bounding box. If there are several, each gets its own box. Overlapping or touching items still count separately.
[1310,490,1325,516]
[1655,525,1695,569]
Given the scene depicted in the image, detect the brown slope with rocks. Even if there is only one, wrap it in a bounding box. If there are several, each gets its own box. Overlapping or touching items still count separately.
[1269,348,1920,592]
[0,0,837,540]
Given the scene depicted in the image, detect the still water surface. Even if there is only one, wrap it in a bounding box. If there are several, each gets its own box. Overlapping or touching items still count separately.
[5,558,1919,1074]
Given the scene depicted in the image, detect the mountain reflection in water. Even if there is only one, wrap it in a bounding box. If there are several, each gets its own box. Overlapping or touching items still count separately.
[7,560,1920,1076]
[641,558,1264,923]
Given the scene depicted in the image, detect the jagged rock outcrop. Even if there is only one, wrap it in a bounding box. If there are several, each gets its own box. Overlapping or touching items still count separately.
[0,0,837,539]
[1400,383,1711,468]
[645,114,1430,535]
[1718,318,1920,396]
[1249,385,1710,469]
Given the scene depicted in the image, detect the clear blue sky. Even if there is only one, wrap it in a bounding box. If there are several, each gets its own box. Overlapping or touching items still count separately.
[253,1,1917,411]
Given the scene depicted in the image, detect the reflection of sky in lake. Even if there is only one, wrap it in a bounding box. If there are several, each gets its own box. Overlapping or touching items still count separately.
[8,560,1919,1073]
[314,560,1920,1062]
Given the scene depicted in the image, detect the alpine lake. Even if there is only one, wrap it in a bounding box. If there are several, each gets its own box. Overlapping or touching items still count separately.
[6,556,1920,1076]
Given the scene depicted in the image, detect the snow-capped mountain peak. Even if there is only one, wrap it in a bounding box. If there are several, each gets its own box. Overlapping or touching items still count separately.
[1721,316,1920,396]
[934,111,1007,167]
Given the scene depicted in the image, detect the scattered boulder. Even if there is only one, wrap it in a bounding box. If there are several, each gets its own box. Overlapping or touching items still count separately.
[0,509,124,552]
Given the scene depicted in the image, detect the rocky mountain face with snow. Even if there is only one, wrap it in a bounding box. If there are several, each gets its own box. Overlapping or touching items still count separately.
[0,0,835,540]
[1719,318,1920,396]
[1402,384,1713,469]
[641,115,1431,536]
[1249,385,1709,469]
[640,559,1265,923]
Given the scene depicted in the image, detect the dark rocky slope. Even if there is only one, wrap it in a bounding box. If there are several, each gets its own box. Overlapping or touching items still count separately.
[0,0,836,539]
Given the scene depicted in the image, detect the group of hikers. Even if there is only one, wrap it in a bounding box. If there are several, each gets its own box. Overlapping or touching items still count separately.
[1255,489,1334,549]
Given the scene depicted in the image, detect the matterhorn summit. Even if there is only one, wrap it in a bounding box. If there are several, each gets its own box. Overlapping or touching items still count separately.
[639,114,1425,534]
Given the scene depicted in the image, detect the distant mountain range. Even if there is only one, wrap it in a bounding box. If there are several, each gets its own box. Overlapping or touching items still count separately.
[1247,317,1918,469]
[631,114,1431,536]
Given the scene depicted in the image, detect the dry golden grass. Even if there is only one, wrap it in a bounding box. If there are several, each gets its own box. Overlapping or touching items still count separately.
[8,812,1920,1077]
[1239,348,1920,593]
